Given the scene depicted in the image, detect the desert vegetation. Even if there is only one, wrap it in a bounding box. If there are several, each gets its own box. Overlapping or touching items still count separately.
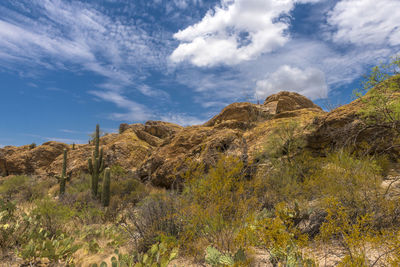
[1,57,400,266]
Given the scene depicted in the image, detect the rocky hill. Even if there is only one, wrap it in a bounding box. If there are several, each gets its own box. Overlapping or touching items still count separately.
[0,90,390,187]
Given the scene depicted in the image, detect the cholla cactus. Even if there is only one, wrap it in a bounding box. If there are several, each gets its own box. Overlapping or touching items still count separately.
[102,167,111,207]
[55,149,71,195]
[88,124,105,198]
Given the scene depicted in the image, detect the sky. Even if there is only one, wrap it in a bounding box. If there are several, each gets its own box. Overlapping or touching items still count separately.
[0,0,399,147]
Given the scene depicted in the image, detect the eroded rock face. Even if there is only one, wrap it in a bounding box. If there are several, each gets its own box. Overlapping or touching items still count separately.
[144,121,183,139]
[306,98,400,156]
[0,91,327,187]
[136,126,247,188]
[136,92,325,188]
[204,103,273,128]
[47,129,156,177]
[0,142,68,176]
[264,91,322,114]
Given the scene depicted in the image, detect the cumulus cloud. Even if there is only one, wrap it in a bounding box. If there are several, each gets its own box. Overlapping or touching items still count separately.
[328,0,400,46]
[255,65,328,100]
[170,0,298,67]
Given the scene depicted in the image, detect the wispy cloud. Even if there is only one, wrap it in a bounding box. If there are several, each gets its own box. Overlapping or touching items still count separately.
[22,133,85,144]
[328,0,400,46]
[160,113,206,126]
[89,90,154,121]
[59,129,91,135]
[0,0,174,122]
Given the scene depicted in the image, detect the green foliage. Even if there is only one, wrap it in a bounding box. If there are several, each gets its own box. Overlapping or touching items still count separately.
[179,156,259,257]
[88,124,105,198]
[0,200,19,251]
[134,242,178,267]
[0,197,80,264]
[127,192,181,252]
[93,242,178,267]
[356,55,400,135]
[245,203,316,267]
[205,246,247,266]
[19,231,81,264]
[111,175,149,206]
[29,143,36,149]
[0,175,29,198]
[304,150,385,218]
[0,175,50,202]
[102,167,111,207]
[255,120,315,208]
[55,149,71,196]
[32,198,74,237]
[110,165,127,178]
[318,199,400,266]
[264,120,306,160]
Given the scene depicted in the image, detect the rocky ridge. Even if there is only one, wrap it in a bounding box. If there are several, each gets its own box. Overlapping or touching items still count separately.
[0,90,378,187]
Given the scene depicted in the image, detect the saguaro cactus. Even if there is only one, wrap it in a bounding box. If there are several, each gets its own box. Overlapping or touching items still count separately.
[88,124,105,198]
[55,149,71,196]
[102,167,111,207]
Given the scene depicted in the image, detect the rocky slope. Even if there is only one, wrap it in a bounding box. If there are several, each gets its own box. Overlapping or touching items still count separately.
[0,90,381,187]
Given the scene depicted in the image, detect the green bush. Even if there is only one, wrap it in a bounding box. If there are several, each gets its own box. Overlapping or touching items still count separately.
[304,150,384,218]
[0,175,30,199]
[127,192,181,252]
[32,198,75,237]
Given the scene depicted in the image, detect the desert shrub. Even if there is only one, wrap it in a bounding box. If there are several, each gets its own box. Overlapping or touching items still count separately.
[75,202,104,225]
[356,56,400,130]
[178,156,259,258]
[304,150,385,219]
[256,151,316,209]
[264,120,306,161]
[318,199,400,266]
[32,198,75,237]
[0,175,30,199]
[243,203,316,267]
[126,191,181,252]
[353,56,400,153]
[110,176,149,205]
[0,200,20,252]
[255,120,316,208]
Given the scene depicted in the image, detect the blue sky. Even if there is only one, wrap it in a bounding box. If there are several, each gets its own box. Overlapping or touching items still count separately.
[0,0,399,146]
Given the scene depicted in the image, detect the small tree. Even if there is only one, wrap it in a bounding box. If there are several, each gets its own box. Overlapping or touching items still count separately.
[356,55,400,135]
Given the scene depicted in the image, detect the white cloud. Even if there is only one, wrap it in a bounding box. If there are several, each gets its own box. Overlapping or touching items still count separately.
[160,113,205,126]
[255,65,328,100]
[0,0,177,123]
[89,91,153,121]
[170,0,297,67]
[328,0,400,46]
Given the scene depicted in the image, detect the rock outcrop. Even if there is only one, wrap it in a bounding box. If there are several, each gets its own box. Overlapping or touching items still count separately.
[136,92,326,187]
[4,90,371,188]
[263,91,322,114]
[0,142,68,176]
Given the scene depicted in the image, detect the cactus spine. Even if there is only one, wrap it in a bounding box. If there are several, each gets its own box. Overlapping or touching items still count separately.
[88,124,105,198]
[55,149,71,196]
[102,167,111,207]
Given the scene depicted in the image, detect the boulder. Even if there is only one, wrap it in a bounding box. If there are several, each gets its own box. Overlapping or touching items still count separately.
[263,91,322,114]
